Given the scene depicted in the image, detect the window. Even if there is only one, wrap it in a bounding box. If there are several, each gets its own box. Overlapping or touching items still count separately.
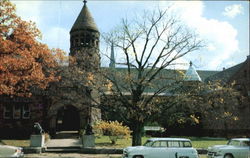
[244,70,247,78]
[152,141,161,147]
[241,141,250,146]
[80,38,84,45]
[228,140,241,146]
[75,39,79,46]
[22,105,30,119]
[144,140,153,147]
[3,105,30,119]
[183,141,192,147]
[13,105,21,119]
[4,106,12,119]
[159,141,168,147]
[168,141,179,147]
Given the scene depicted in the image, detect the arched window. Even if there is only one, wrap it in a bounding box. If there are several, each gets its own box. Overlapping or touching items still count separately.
[75,39,79,46]
[80,38,84,46]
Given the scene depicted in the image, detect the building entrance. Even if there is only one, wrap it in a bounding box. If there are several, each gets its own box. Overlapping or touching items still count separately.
[56,105,80,131]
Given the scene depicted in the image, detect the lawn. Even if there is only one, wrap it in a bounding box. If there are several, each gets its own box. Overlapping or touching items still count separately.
[95,136,227,149]
[1,136,227,149]
[0,139,30,147]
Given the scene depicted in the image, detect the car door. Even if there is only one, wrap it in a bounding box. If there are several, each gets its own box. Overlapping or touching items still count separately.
[239,141,250,158]
[147,141,170,158]
[166,141,180,158]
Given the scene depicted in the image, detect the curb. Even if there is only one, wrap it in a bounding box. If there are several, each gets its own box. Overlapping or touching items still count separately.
[23,147,208,155]
[81,148,123,154]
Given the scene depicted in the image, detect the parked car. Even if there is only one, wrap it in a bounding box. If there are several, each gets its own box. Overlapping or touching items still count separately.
[123,138,199,158]
[207,138,250,158]
[0,145,24,158]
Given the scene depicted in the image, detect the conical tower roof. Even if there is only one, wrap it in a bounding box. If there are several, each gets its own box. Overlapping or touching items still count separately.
[70,1,98,33]
[184,61,202,82]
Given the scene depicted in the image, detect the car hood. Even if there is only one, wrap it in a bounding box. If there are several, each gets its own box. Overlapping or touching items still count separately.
[0,145,19,149]
[125,146,148,151]
[208,145,234,151]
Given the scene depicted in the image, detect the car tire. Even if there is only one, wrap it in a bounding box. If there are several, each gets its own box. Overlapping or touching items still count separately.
[133,155,143,158]
[224,154,234,158]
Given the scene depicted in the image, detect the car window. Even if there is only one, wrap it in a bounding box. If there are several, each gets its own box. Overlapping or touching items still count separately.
[168,141,179,147]
[151,141,168,147]
[144,140,153,147]
[241,141,250,146]
[160,141,168,147]
[152,141,161,147]
[180,141,192,147]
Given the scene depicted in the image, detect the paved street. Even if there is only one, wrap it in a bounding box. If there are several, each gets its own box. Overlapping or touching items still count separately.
[24,153,122,158]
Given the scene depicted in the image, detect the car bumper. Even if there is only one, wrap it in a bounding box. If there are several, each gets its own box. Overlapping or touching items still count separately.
[13,152,24,158]
[207,155,223,158]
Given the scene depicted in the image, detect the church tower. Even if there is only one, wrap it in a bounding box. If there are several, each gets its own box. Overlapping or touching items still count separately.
[69,0,100,71]
[69,1,101,125]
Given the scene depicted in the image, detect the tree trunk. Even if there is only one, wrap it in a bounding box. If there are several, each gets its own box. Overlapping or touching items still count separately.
[132,123,144,146]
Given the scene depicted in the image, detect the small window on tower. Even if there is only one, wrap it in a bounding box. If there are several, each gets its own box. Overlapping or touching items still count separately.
[75,39,79,46]
[86,38,90,46]
[80,38,84,45]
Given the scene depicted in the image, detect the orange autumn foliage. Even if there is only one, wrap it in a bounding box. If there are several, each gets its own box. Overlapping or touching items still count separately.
[0,0,64,97]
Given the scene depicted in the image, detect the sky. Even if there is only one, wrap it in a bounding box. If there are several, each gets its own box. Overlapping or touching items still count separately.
[11,0,249,71]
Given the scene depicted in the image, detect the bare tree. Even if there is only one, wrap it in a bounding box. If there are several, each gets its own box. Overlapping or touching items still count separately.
[101,7,203,146]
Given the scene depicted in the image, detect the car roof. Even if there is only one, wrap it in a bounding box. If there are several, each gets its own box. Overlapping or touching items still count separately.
[147,138,191,141]
[230,138,250,141]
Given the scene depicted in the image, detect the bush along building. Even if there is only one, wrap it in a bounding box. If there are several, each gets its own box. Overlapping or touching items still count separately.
[0,1,249,138]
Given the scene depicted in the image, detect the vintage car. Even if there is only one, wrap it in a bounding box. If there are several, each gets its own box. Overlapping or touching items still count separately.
[207,138,250,158]
[123,138,199,158]
[0,144,24,158]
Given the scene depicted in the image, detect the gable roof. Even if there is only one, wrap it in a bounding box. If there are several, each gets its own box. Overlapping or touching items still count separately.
[102,67,219,93]
[205,62,244,83]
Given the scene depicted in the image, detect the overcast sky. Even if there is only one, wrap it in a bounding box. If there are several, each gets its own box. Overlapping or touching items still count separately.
[12,0,249,71]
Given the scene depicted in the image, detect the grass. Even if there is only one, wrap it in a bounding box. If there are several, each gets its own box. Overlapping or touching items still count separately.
[0,136,227,149]
[95,136,227,149]
[0,139,30,147]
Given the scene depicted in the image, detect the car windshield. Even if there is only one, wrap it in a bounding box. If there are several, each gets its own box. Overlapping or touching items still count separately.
[143,140,154,147]
[228,140,250,146]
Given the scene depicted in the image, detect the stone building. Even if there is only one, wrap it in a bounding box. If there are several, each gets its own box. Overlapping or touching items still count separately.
[0,1,249,138]
[0,1,101,137]
[203,56,250,136]
[46,1,101,136]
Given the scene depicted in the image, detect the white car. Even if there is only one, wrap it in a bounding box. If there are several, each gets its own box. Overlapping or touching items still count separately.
[0,145,24,158]
[207,138,250,158]
[123,138,199,158]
